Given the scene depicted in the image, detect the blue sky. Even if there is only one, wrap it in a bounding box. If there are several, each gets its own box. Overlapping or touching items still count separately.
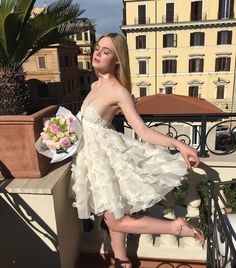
[35,0,123,37]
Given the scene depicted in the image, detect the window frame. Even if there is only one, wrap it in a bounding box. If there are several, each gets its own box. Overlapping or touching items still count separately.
[190,32,205,46]
[217,30,232,45]
[37,56,47,69]
[162,59,177,74]
[163,33,177,48]
[138,60,147,74]
[189,58,204,73]
[189,85,199,97]
[136,35,146,49]
[215,57,231,72]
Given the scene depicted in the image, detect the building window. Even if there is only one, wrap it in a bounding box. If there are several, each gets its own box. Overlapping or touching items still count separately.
[165,87,173,94]
[90,32,96,43]
[163,33,177,48]
[139,87,147,97]
[189,86,199,97]
[216,85,225,99]
[84,32,88,41]
[37,56,46,69]
[192,125,201,146]
[217,30,232,45]
[218,0,234,19]
[136,35,146,49]
[166,3,174,23]
[138,60,147,74]
[78,61,83,69]
[190,32,205,46]
[76,32,82,40]
[138,5,146,24]
[86,61,91,70]
[215,57,231,71]
[190,1,202,21]
[189,58,204,72]
[162,59,177,73]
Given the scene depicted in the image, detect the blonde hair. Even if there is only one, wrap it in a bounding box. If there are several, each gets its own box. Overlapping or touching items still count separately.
[96,33,132,93]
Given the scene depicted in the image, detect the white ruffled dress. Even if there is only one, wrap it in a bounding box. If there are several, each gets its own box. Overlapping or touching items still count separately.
[71,102,188,219]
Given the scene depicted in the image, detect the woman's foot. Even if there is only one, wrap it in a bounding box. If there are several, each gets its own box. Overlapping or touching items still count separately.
[173,217,205,245]
[114,258,132,268]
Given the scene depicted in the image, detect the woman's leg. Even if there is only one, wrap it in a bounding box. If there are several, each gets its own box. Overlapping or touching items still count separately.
[109,230,132,268]
[109,230,127,259]
[104,212,198,237]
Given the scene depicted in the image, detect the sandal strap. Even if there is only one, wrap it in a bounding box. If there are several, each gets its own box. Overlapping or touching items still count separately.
[175,218,187,237]
[115,258,131,268]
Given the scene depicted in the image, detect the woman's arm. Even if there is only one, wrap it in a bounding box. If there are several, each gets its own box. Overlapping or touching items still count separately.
[117,88,200,168]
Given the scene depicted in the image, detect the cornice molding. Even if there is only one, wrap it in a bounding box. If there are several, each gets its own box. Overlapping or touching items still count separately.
[121,19,236,32]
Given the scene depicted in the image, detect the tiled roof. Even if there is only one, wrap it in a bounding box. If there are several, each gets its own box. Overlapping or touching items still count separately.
[135,94,224,114]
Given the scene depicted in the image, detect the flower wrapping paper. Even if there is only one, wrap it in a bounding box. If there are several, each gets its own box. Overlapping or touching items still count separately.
[35,106,82,163]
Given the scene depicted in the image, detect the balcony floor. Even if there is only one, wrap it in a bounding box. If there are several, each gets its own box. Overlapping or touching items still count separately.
[77,253,207,268]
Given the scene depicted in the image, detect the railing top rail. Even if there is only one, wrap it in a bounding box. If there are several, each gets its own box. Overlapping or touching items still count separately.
[114,112,236,122]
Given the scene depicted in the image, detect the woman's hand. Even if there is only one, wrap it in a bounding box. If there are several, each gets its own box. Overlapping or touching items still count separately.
[176,141,200,169]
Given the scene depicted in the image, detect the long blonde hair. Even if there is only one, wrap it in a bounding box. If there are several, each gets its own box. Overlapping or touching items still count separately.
[96,33,132,93]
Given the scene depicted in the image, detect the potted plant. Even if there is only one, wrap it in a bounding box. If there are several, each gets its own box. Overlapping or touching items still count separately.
[0,0,93,178]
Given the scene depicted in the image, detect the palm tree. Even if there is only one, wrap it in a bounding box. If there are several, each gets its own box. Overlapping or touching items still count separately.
[0,0,94,115]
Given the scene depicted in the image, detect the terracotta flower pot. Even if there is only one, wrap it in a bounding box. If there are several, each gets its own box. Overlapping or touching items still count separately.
[0,106,58,178]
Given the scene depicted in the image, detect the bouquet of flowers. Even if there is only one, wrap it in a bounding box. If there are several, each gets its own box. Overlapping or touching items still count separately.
[35,106,82,163]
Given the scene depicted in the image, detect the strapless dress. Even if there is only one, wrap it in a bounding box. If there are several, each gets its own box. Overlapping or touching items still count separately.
[71,102,187,219]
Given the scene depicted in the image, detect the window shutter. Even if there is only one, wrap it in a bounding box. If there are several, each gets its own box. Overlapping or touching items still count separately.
[189,59,193,72]
[163,60,166,73]
[200,58,204,72]
[226,57,231,71]
[218,0,223,18]
[173,60,177,73]
[230,0,234,18]
[163,35,167,47]
[217,31,221,45]
[201,32,205,45]
[215,58,219,71]
[190,33,193,46]
[174,34,177,47]
[228,31,232,44]
[136,36,139,49]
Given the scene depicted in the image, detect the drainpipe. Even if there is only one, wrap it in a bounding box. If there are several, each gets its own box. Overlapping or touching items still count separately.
[231,52,236,113]
[155,0,157,94]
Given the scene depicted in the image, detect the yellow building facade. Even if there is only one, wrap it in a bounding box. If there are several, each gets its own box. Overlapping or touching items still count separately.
[122,0,236,112]
[71,27,97,99]
[23,41,81,114]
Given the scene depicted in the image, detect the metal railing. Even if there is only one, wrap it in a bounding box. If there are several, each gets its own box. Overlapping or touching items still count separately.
[207,179,236,267]
[113,112,236,157]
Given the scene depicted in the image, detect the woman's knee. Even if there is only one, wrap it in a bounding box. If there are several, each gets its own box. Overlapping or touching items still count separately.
[104,213,123,232]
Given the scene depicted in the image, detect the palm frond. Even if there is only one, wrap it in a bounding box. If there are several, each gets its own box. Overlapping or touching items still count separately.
[0,0,94,70]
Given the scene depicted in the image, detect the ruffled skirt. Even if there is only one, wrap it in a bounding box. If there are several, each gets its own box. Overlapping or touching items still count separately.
[71,119,187,219]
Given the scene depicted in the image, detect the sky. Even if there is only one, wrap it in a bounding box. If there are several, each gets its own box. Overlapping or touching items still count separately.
[35,0,123,37]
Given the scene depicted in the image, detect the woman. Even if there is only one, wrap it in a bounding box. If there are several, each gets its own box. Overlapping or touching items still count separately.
[71,33,204,268]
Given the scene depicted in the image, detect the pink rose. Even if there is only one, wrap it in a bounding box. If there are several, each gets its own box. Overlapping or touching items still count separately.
[49,124,61,133]
[40,132,50,140]
[66,117,73,126]
[45,140,55,149]
[44,120,50,128]
[69,126,75,133]
[59,137,71,148]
